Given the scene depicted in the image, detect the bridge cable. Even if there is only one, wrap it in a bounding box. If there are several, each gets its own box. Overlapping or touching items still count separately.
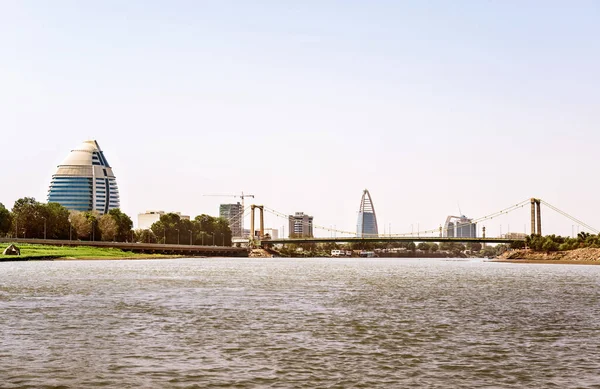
[540,200,599,234]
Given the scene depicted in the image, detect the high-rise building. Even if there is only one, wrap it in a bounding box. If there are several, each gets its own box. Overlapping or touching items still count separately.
[220,203,243,238]
[444,215,476,238]
[357,189,379,237]
[288,212,313,238]
[47,140,120,214]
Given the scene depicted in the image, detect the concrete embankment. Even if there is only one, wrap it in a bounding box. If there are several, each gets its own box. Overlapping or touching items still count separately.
[497,248,600,264]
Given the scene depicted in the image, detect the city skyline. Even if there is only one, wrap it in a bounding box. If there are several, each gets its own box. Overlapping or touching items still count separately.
[1,1,599,237]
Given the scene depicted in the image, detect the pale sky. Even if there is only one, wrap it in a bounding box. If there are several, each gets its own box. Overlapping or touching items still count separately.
[1,1,599,237]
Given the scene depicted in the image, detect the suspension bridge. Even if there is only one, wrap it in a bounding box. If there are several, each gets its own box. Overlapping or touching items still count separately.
[225,198,598,246]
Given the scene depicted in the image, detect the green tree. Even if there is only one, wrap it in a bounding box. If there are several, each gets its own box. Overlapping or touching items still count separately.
[107,208,134,242]
[70,211,90,239]
[42,202,71,239]
[149,213,232,246]
[417,242,430,251]
[510,240,525,250]
[10,198,71,239]
[481,245,498,257]
[467,242,483,252]
[150,213,181,244]
[134,228,157,243]
[11,197,41,238]
[69,211,101,240]
[439,242,453,251]
[542,237,559,252]
[430,243,439,252]
[0,203,12,236]
[407,242,416,252]
[98,214,118,241]
[192,214,232,246]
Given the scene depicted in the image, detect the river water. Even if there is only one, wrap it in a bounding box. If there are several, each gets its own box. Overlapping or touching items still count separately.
[1,258,600,388]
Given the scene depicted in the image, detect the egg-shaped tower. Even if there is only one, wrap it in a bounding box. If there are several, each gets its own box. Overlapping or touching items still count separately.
[47,140,120,214]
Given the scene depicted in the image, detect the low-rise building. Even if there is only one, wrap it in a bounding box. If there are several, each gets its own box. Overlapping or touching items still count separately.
[502,232,528,240]
[263,228,279,239]
[137,210,190,230]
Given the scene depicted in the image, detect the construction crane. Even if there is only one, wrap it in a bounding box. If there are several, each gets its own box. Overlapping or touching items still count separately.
[202,192,255,238]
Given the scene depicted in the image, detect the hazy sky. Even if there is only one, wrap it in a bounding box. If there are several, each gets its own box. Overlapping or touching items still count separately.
[1,1,599,237]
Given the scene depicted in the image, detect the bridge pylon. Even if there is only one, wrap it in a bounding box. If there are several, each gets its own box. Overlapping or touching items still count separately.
[249,205,265,239]
[530,198,542,235]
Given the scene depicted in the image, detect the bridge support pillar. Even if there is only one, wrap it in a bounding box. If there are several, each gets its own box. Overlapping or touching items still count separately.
[530,198,542,235]
[250,205,255,239]
[536,200,542,236]
[482,226,486,248]
[259,206,264,238]
[531,198,536,235]
[249,205,265,239]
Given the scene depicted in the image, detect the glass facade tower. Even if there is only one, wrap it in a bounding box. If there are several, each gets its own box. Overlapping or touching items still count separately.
[220,203,243,238]
[47,140,120,214]
[357,189,379,237]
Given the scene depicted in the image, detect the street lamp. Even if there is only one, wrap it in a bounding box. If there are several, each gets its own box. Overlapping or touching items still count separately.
[221,232,224,246]
[201,232,204,245]
[189,230,193,245]
[42,217,46,240]
[176,228,180,245]
[68,217,72,241]
[211,232,215,246]
[163,228,166,244]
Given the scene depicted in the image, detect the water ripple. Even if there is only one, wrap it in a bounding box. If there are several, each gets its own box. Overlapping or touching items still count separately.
[1,258,600,387]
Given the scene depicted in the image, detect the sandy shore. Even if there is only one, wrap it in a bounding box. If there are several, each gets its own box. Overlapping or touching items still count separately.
[495,247,600,265]
[492,259,600,265]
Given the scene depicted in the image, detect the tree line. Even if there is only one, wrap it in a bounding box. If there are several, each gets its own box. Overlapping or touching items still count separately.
[273,240,505,258]
[525,233,600,252]
[0,197,133,241]
[0,198,232,246]
[145,213,232,246]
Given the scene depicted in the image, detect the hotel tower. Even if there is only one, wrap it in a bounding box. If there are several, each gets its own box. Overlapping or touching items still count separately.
[47,140,120,214]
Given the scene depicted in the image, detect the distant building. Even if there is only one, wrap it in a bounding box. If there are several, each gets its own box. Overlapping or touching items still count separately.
[503,232,528,240]
[288,212,313,238]
[444,215,476,238]
[138,210,190,230]
[47,140,120,214]
[220,203,243,238]
[263,228,279,240]
[357,189,379,237]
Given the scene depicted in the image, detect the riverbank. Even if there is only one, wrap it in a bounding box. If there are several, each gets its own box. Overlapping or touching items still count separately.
[0,243,179,261]
[495,247,600,264]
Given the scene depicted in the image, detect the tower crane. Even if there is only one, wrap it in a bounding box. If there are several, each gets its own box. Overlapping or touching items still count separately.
[202,192,255,237]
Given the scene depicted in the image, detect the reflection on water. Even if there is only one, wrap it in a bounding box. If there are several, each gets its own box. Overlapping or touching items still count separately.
[1,258,600,388]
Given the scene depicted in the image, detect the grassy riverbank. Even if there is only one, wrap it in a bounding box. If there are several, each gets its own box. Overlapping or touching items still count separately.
[0,243,177,261]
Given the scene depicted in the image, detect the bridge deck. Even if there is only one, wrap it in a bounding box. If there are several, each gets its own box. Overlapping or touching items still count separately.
[263,237,522,244]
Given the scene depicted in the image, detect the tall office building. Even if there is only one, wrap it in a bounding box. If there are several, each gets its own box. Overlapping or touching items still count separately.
[47,140,120,214]
[357,189,379,237]
[220,203,243,238]
[288,212,313,238]
[444,215,477,238]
